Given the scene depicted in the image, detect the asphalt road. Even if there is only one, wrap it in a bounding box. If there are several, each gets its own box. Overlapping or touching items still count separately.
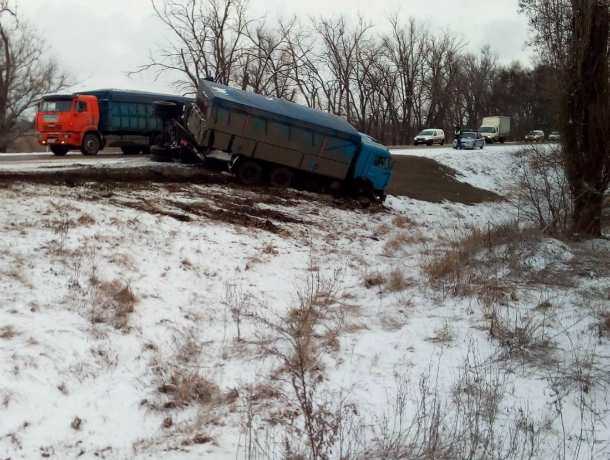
[0,141,535,163]
[0,149,126,163]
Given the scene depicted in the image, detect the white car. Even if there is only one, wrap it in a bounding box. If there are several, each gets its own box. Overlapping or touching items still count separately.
[525,130,545,143]
[413,129,445,146]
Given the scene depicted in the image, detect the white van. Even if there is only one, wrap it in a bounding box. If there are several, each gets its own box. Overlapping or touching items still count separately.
[479,116,511,143]
[413,129,445,146]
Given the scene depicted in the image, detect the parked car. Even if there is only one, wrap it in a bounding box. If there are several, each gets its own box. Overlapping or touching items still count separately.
[413,129,445,146]
[548,131,561,142]
[525,130,545,143]
[453,131,485,150]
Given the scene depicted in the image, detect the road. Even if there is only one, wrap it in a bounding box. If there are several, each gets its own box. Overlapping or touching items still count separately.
[0,150,126,163]
[0,141,537,163]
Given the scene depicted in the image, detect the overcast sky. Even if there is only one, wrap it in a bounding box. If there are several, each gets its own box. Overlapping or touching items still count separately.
[19,0,532,95]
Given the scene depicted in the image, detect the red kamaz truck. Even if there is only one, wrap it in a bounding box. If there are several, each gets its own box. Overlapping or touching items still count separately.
[35,89,192,156]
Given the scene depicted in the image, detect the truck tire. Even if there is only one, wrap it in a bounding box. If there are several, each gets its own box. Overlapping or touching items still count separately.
[269,167,294,188]
[50,145,69,156]
[81,133,101,156]
[236,160,264,185]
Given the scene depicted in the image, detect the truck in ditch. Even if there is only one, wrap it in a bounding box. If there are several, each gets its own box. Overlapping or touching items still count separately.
[35,90,192,156]
[479,116,511,144]
[152,80,393,198]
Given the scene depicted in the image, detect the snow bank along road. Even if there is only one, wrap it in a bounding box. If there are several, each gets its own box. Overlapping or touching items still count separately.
[0,144,608,459]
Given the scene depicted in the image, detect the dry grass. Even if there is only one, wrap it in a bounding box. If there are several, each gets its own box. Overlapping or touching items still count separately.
[489,311,554,365]
[392,215,415,229]
[385,268,412,292]
[0,325,18,340]
[427,321,455,344]
[364,268,413,294]
[363,271,385,289]
[77,213,96,226]
[261,242,279,255]
[0,253,32,288]
[181,258,194,270]
[598,311,610,338]
[91,280,137,330]
[423,222,542,300]
[383,231,428,256]
[158,371,220,409]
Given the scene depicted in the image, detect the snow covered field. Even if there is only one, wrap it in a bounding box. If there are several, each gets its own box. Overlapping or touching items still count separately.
[0,146,608,459]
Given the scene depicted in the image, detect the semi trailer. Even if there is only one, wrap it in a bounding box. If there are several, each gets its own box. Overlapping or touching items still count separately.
[152,80,393,198]
[35,90,192,156]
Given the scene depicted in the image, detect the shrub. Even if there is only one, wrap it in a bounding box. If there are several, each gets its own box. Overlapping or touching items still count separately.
[511,145,572,235]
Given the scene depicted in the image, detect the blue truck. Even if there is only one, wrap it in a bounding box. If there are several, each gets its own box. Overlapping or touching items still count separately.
[152,80,393,199]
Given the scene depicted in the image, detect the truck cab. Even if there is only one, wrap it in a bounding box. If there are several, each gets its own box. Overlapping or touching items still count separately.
[353,134,393,197]
[36,95,101,156]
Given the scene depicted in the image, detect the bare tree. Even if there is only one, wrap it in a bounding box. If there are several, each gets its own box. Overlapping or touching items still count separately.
[521,0,609,236]
[239,19,297,99]
[0,1,69,152]
[314,16,373,120]
[459,46,497,128]
[519,0,572,69]
[382,17,428,144]
[133,0,251,93]
[137,1,576,151]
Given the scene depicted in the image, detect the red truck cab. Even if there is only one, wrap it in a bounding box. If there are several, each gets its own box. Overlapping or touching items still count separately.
[35,95,101,156]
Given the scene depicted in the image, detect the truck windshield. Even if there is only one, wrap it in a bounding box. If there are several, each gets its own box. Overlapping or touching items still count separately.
[40,100,72,113]
[480,127,497,133]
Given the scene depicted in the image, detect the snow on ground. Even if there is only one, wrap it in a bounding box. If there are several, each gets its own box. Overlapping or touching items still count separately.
[392,143,545,194]
[0,155,150,171]
[0,146,608,459]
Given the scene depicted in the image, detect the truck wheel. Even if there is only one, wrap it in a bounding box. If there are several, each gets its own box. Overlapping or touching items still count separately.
[236,160,263,185]
[269,167,293,188]
[50,145,69,156]
[81,133,101,156]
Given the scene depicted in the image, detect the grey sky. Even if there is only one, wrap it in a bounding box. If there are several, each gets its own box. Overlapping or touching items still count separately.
[19,0,532,95]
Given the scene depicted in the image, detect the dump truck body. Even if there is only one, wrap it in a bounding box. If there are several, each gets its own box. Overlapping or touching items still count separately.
[173,80,392,195]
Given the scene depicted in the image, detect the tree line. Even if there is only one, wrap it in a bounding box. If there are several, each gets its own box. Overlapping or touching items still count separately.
[135,0,558,145]
[0,0,67,152]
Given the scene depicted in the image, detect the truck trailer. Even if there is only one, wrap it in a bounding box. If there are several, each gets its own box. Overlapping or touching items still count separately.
[35,90,192,156]
[153,80,393,198]
[479,116,511,143]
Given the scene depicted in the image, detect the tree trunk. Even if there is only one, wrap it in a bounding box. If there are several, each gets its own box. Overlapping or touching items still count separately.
[562,0,609,237]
